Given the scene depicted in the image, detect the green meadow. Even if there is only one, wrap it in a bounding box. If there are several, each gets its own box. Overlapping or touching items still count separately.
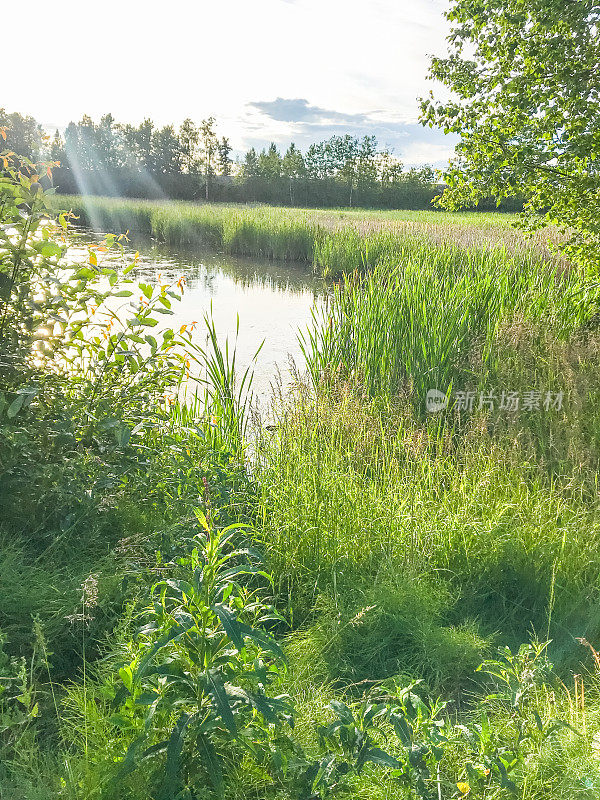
[49,195,561,277]
[3,185,600,800]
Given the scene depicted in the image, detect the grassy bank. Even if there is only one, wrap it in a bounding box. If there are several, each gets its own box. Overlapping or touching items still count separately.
[3,177,600,799]
[247,249,600,797]
[49,195,562,277]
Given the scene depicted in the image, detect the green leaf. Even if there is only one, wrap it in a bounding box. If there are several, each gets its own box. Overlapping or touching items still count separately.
[114,425,131,447]
[330,700,354,725]
[134,316,158,327]
[7,393,25,418]
[40,242,62,258]
[119,666,134,692]
[206,672,237,735]
[246,691,288,725]
[218,564,272,584]
[198,734,224,797]
[211,603,247,650]
[157,712,194,800]
[194,508,210,532]
[134,620,196,683]
[359,746,401,771]
[139,283,153,300]
[390,712,413,747]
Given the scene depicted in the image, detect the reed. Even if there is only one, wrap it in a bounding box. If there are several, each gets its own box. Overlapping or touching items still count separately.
[301,241,590,404]
[49,195,562,278]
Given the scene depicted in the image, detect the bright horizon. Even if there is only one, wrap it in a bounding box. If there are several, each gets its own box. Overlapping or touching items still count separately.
[4,0,457,167]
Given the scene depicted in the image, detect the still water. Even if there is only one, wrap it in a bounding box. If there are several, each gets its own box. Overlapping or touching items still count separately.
[73,231,325,407]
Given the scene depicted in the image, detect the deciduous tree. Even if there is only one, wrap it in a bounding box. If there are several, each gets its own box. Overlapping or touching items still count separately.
[0,109,43,162]
[152,125,183,174]
[420,0,600,272]
[282,143,305,205]
[179,118,200,174]
[199,117,218,200]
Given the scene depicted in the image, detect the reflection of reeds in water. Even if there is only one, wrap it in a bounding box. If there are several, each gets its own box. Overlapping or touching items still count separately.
[70,227,323,298]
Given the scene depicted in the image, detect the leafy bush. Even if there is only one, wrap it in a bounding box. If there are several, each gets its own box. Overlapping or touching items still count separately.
[111,511,296,798]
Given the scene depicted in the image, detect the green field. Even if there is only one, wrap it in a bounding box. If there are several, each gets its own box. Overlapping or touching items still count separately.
[50,196,561,277]
[3,186,600,799]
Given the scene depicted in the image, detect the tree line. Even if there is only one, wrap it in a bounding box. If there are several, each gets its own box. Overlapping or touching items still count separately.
[0,108,443,208]
[0,108,521,210]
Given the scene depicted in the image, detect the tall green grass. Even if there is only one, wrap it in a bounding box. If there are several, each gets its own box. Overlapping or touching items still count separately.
[53,196,318,262]
[255,353,600,674]
[49,195,561,278]
[302,243,593,405]
[179,312,261,458]
[254,223,600,692]
[248,311,600,797]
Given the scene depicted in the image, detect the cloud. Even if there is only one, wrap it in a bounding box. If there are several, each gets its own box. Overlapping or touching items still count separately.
[248,98,371,126]
[243,97,458,167]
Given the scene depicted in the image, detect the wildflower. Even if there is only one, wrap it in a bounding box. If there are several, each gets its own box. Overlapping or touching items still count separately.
[349,605,376,626]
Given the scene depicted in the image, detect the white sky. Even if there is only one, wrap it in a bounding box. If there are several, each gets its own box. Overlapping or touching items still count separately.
[5,0,456,166]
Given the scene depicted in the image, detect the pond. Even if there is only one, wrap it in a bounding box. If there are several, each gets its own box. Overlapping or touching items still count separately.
[71,231,325,410]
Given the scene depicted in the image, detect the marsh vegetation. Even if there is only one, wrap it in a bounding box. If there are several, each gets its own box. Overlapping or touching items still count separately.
[1,137,600,800]
[49,195,562,279]
[3,0,600,794]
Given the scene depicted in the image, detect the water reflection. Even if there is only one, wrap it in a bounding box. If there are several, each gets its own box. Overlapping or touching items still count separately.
[69,230,325,407]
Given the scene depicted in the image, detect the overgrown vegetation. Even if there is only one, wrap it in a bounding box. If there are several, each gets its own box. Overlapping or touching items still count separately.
[3,139,600,800]
[48,194,558,279]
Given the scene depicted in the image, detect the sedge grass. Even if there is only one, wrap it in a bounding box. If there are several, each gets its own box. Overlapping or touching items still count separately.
[48,194,564,278]
[301,244,593,406]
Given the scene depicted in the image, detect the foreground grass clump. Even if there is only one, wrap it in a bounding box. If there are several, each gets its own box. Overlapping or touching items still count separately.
[255,372,600,655]
[303,250,587,404]
[49,195,562,278]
